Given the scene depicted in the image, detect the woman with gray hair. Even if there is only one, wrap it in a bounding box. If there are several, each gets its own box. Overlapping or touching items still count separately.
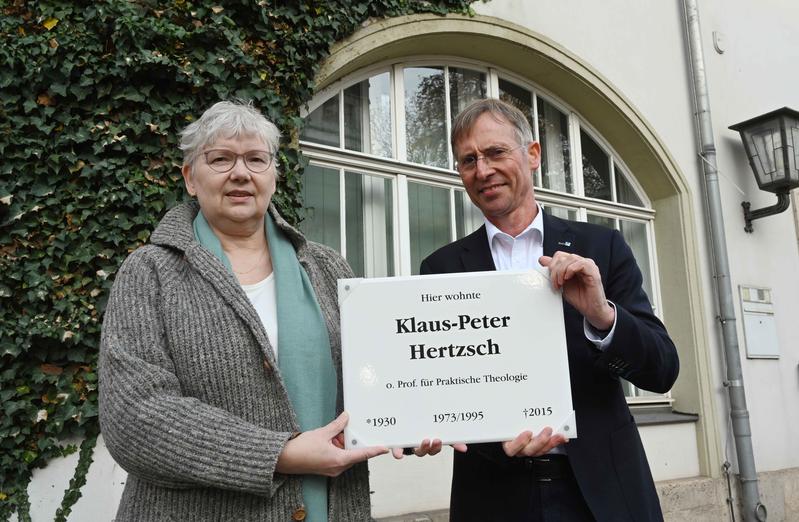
[99,100,387,521]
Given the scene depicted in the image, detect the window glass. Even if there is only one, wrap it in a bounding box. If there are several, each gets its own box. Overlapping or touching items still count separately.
[581,129,611,201]
[301,95,339,147]
[344,73,392,158]
[455,190,483,238]
[619,218,653,301]
[498,79,534,131]
[537,98,572,193]
[614,165,643,206]
[449,67,487,127]
[408,181,451,274]
[301,63,663,402]
[300,165,340,249]
[543,205,577,221]
[621,380,635,397]
[587,213,616,230]
[345,172,394,277]
[404,67,448,168]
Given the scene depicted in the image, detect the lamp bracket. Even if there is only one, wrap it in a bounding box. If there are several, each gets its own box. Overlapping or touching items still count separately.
[741,191,791,233]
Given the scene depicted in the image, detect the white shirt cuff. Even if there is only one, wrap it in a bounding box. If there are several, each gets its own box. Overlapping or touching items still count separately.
[583,301,617,351]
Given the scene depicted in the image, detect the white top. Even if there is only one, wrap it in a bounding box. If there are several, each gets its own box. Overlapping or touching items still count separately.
[241,273,279,360]
[483,205,617,350]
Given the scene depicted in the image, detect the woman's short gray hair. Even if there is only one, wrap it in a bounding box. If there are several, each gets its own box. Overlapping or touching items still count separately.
[451,98,533,154]
[179,100,281,167]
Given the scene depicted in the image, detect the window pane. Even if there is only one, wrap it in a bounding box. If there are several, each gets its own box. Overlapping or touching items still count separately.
[581,130,611,200]
[344,73,392,158]
[300,165,340,249]
[619,219,653,301]
[615,165,643,206]
[408,182,451,274]
[449,67,486,126]
[499,79,534,131]
[621,380,635,397]
[301,95,339,147]
[344,172,394,277]
[543,205,577,221]
[537,99,572,193]
[587,213,616,230]
[455,190,483,238]
[405,67,448,168]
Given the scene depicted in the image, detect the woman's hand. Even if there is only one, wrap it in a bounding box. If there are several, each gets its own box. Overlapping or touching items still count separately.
[391,439,468,459]
[276,412,388,477]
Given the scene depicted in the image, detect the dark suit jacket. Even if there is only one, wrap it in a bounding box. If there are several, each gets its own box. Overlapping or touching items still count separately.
[420,212,679,522]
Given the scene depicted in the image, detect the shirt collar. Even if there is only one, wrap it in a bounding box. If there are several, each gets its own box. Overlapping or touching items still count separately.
[484,203,545,243]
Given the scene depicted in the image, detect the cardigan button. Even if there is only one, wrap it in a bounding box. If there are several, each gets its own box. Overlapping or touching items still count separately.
[292,507,307,521]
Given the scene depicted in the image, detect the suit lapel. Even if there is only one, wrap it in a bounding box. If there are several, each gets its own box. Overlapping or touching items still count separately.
[459,225,496,272]
[543,212,577,257]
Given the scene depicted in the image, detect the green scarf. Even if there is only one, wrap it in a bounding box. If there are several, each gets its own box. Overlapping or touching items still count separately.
[193,210,337,522]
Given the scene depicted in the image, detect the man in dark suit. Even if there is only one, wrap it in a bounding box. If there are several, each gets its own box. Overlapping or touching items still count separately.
[419,99,679,521]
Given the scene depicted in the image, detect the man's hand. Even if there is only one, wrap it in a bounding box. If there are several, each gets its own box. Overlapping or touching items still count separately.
[502,427,568,457]
[391,439,469,459]
[540,252,615,330]
[276,412,388,477]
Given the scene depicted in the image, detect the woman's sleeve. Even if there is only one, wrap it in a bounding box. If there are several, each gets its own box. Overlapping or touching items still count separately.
[99,248,293,496]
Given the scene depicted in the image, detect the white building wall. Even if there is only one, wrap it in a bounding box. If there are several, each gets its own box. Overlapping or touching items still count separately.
[699,0,799,474]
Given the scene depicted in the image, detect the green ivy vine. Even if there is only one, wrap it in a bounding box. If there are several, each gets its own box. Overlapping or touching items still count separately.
[0,1,477,519]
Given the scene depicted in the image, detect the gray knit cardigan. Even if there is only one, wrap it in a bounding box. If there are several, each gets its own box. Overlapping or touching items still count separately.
[99,201,371,521]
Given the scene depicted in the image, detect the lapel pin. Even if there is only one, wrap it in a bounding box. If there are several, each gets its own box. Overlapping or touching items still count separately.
[558,241,572,247]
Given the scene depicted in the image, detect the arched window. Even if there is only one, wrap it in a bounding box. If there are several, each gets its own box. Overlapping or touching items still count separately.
[300,59,663,401]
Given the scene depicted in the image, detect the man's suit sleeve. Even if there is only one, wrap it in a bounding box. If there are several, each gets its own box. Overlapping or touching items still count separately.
[597,229,679,394]
[419,258,434,275]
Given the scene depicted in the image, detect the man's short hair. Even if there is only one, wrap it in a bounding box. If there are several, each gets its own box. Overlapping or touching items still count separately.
[451,98,534,154]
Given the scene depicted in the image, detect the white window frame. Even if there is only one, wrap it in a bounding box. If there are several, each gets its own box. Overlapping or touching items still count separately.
[299,57,669,404]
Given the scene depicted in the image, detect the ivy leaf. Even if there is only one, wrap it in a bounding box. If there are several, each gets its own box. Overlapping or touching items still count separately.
[37,93,55,107]
[40,364,63,376]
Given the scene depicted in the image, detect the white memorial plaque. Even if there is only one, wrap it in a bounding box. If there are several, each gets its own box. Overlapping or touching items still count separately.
[339,270,575,449]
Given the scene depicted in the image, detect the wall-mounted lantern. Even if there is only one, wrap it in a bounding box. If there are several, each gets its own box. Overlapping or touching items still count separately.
[729,107,799,232]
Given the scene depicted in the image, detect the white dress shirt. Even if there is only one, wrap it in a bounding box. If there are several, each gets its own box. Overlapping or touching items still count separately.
[483,205,617,350]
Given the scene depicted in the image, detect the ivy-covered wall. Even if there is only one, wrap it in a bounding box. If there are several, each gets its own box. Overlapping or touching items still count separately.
[0,1,477,519]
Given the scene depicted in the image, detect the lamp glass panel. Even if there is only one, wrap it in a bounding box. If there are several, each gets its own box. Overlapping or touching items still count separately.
[748,124,784,186]
[789,123,799,183]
